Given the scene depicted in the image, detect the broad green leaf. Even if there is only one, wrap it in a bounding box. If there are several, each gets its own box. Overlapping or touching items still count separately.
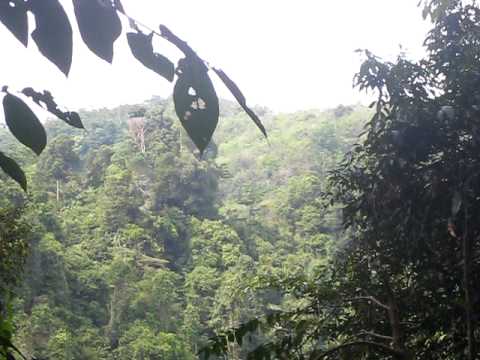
[213,68,267,138]
[173,57,219,154]
[127,31,175,82]
[0,152,26,191]
[0,0,28,46]
[22,87,84,129]
[29,0,73,76]
[3,93,47,155]
[73,0,122,63]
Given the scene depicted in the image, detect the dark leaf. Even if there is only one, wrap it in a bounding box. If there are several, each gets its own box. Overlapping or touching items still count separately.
[159,24,199,60]
[213,68,267,138]
[3,93,47,155]
[113,0,125,13]
[0,0,28,46]
[22,87,84,128]
[127,31,175,82]
[173,57,219,154]
[0,152,27,191]
[6,352,16,360]
[73,0,122,63]
[29,0,72,76]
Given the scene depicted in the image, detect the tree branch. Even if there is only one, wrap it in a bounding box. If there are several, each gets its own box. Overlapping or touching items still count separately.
[347,296,390,310]
[310,341,403,360]
[359,330,393,341]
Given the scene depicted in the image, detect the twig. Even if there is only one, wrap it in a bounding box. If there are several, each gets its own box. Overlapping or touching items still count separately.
[347,296,390,311]
[310,341,402,360]
[359,330,393,341]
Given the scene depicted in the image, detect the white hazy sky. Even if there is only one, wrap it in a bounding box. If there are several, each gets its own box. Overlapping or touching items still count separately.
[0,0,430,113]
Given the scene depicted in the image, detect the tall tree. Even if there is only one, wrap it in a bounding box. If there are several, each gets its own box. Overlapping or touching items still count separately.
[203,1,480,359]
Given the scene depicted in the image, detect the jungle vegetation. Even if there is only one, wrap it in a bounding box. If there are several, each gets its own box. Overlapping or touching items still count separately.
[0,98,365,359]
[2,0,480,359]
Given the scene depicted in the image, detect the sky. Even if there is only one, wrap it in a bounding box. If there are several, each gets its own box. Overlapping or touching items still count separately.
[0,0,431,114]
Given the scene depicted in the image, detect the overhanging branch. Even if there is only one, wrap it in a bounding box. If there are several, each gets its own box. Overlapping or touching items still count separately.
[310,340,403,359]
[347,295,390,310]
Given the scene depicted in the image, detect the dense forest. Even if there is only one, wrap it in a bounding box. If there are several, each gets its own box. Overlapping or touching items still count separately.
[0,99,366,359]
[3,0,480,359]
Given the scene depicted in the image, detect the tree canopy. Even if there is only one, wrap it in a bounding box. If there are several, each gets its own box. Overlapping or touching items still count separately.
[4,0,480,360]
[202,1,480,359]
[0,97,365,360]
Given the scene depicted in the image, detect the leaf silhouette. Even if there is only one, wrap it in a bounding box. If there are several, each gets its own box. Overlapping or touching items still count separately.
[159,24,200,61]
[73,0,122,63]
[0,0,28,46]
[127,31,175,82]
[174,57,219,155]
[158,25,217,153]
[113,0,125,14]
[159,25,267,141]
[0,152,27,191]
[29,0,72,76]
[213,68,267,138]
[3,92,47,155]
[22,87,84,129]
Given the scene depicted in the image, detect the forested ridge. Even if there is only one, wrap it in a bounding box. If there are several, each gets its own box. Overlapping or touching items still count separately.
[0,99,366,359]
[4,1,480,359]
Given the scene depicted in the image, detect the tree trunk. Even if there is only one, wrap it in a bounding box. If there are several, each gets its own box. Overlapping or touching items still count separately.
[140,127,145,153]
[463,232,476,360]
[107,285,119,349]
[56,179,60,202]
[385,285,411,360]
[226,313,240,360]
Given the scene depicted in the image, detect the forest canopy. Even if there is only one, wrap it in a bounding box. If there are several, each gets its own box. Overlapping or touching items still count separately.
[0,97,365,359]
[2,0,480,360]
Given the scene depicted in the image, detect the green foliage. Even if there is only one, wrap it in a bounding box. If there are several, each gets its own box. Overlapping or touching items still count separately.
[0,207,29,360]
[5,2,480,358]
[116,321,192,360]
[0,207,29,295]
[0,96,364,359]
[329,4,480,358]
[204,2,480,360]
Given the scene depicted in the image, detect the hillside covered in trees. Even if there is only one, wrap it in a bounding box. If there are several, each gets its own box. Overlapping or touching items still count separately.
[0,99,366,359]
[4,1,480,359]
